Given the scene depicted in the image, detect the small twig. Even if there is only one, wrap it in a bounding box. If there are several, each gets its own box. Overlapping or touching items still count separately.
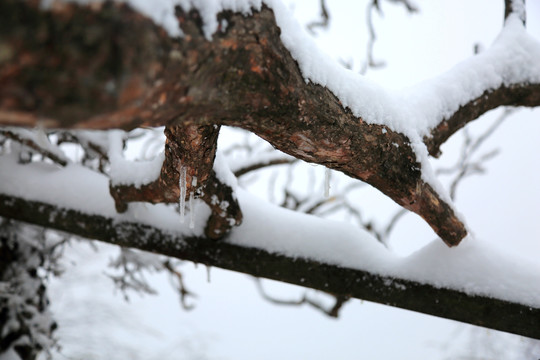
[56,131,110,172]
[437,109,512,200]
[234,158,295,177]
[163,260,197,310]
[254,278,350,318]
[1,129,68,166]
[306,0,330,34]
[360,0,418,74]
[360,1,386,74]
[383,208,408,241]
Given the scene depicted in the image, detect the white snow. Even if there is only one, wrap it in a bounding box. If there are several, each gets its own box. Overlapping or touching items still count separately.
[108,130,164,187]
[213,150,238,190]
[0,153,207,237]
[0,348,22,360]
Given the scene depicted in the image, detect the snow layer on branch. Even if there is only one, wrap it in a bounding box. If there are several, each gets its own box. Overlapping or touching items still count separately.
[107,130,165,187]
[403,13,540,134]
[1,157,540,309]
[0,154,208,237]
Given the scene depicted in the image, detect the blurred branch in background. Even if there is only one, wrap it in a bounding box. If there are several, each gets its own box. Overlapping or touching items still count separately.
[255,278,350,318]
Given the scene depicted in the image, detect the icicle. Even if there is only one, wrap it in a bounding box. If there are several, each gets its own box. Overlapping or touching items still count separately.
[189,191,195,229]
[179,165,187,223]
[324,167,331,197]
[206,265,211,283]
[189,176,197,229]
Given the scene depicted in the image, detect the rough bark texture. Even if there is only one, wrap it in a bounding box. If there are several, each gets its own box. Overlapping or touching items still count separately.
[1,194,539,340]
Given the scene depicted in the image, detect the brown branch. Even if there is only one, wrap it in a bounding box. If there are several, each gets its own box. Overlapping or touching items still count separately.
[1,193,539,340]
[425,83,540,157]
[234,158,295,177]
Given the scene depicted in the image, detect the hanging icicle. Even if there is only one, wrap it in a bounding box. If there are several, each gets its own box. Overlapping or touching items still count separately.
[189,176,197,229]
[189,191,195,229]
[324,167,331,197]
[179,165,187,223]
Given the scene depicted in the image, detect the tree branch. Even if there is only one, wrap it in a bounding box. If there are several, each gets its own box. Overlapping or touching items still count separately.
[1,193,539,340]
[425,83,540,157]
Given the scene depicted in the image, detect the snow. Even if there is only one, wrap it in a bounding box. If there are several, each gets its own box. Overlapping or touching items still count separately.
[213,150,238,190]
[0,153,207,238]
[1,154,540,309]
[108,130,164,187]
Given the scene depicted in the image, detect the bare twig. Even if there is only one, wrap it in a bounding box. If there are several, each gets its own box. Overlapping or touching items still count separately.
[307,0,330,34]
[234,158,296,177]
[255,278,350,318]
[0,129,68,166]
[437,109,512,200]
[163,260,197,310]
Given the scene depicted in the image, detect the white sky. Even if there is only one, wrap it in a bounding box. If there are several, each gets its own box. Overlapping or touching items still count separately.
[43,1,540,359]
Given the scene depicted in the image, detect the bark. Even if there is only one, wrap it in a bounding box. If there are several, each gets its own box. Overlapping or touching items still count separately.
[1,193,539,340]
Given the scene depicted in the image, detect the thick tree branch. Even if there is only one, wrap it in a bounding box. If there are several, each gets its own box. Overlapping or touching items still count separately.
[0,193,539,340]
[425,83,540,157]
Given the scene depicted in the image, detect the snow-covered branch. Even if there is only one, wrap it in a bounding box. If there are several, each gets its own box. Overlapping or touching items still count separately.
[1,191,539,340]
